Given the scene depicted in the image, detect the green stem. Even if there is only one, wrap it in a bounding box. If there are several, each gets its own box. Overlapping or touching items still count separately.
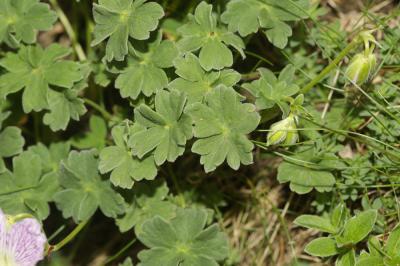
[83,98,114,121]
[105,238,137,265]
[300,38,361,94]
[49,0,87,62]
[50,220,89,252]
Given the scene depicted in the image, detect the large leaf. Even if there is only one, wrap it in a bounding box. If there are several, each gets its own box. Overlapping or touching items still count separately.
[137,208,229,266]
[221,0,309,48]
[54,150,125,222]
[294,215,336,234]
[0,44,84,114]
[177,2,244,71]
[130,90,193,166]
[186,86,260,172]
[92,0,164,61]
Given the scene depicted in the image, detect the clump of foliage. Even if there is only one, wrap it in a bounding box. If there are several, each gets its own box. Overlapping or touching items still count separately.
[0,0,399,265]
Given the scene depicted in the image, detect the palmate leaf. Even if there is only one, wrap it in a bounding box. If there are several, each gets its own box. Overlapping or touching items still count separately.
[54,150,125,222]
[277,161,336,194]
[243,65,299,113]
[28,142,70,174]
[92,0,164,61]
[137,208,229,266]
[99,122,158,189]
[0,44,84,113]
[116,179,176,234]
[177,1,245,71]
[221,0,309,48]
[0,0,57,48]
[186,86,260,172]
[114,33,179,99]
[169,53,241,105]
[130,90,193,166]
[0,151,58,220]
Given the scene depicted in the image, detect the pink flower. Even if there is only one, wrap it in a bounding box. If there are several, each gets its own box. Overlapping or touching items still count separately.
[0,209,47,266]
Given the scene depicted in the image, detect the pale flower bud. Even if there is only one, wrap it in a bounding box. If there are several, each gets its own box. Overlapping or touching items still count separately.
[345,52,377,85]
[267,114,298,146]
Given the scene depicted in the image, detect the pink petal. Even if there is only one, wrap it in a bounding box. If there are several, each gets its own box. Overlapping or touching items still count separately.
[6,218,47,266]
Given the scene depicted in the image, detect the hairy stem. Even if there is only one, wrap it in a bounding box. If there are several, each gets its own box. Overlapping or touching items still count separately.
[49,0,87,61]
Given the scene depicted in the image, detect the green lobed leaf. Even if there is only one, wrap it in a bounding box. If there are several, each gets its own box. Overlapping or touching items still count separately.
[0,44,84,114]
[54,150,125,222]
[243,65,299,114]
[114,33,179,99]
[130,89,193,166]
[28,142,70,174]
[221,0,309,48]
[99,122,158,189]
[92,0,164,61]
[116,179,176,234]
[0,0,57,48]
[0,151,58,220]
[169,53,241,105]
[177,1,245,71]
[137,208,229,266]
[72,115,107,150]
[277,161,336,194]
[186,86,260,172]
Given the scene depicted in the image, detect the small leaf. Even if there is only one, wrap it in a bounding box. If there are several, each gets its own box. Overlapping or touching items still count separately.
[304,237,339,257]
[336,249,356,266]
[294,215,336,233]
[243,65,299,113]
[336,210,377,246]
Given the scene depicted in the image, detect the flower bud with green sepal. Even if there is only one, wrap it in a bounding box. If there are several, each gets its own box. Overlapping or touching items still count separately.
[345,52,377,85]
[267,113,299,146]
